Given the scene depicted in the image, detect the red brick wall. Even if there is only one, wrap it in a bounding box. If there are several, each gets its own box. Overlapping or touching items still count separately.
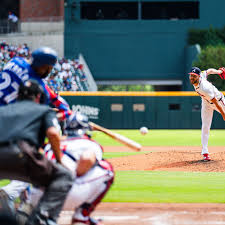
[20,0,64,22]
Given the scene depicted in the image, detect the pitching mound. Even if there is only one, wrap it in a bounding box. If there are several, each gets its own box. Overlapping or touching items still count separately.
[105,146,225,172]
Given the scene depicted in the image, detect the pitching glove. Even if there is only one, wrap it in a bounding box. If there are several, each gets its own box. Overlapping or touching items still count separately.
[219,67,225,79]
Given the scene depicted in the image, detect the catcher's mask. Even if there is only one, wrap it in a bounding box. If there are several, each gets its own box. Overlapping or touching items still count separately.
[17,80,46,104]
[64,112,91,137]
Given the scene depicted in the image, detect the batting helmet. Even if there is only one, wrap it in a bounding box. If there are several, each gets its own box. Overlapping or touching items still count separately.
[31,47,57,67]
[65,112,90,137]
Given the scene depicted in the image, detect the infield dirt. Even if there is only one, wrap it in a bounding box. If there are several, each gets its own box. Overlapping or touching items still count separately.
[107,146,225,172]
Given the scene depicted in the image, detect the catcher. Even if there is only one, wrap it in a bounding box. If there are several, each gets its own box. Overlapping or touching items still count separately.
[189,66,225,161]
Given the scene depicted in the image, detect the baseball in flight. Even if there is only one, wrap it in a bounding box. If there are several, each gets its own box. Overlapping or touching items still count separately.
[140,126,148,135]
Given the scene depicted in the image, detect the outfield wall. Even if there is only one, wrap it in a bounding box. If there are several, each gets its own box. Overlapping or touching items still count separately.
[60,92,225,129]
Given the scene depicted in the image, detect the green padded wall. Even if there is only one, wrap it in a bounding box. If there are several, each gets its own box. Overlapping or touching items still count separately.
[61,94,205,129]
[65,0,225,90]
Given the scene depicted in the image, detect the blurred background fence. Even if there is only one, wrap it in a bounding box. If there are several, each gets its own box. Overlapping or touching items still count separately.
[60,92,225,129]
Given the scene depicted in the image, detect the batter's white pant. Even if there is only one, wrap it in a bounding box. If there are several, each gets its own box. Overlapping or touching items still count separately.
[201,98,225,155]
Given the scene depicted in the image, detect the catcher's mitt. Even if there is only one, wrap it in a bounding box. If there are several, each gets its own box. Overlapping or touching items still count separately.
[219,67,225,79]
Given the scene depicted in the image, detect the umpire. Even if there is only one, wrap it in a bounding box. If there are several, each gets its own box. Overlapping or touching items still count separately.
[0,80,74,225]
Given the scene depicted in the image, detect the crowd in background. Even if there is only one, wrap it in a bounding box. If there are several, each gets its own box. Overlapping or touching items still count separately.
[48,58,88,92]
[0,41,88,92]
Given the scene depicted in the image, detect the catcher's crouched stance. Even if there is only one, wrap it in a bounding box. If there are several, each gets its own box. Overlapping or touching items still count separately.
[14,113,114,225]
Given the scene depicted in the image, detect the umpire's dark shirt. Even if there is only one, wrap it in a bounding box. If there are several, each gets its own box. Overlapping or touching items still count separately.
[0,100,57,148]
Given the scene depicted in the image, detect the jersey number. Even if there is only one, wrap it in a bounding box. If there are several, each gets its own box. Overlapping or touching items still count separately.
[0,72,19,103]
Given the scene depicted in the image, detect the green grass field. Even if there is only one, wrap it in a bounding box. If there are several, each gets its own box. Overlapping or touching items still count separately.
[103,171,225,203]
[1,130,225,203]
[93,129,225,146]
[97,129,225,203]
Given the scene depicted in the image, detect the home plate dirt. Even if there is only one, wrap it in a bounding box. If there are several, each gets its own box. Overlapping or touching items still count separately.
[59,203,225,225]
[58,146,225,225]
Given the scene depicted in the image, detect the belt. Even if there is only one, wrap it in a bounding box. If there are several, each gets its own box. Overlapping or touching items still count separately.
[209,97,223,104]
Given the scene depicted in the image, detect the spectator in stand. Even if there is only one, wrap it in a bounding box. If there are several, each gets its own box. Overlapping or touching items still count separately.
[74,59,81,71]
[0,41,31,61]
[0,51,3,60]
[63,76,72,91]
[60,67,72,80]
[0,41,88,91]
[53,70,63,91]
[48,74,59,92]
[71,79,78,91]
[78,64,87,81]
[54,60,62,72]
[62,59,71,71]
[9,48,16,58]
[23,43,30,55]
[8,12,19,33]
[0,41,7,50]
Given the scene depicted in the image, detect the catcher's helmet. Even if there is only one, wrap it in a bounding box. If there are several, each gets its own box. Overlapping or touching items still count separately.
[189,67,201,76]
[31,47,57,67]
[65,112,90,137]
[17,80,46,104]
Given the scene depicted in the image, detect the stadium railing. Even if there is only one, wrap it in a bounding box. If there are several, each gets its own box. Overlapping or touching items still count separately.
[0,19,20,34]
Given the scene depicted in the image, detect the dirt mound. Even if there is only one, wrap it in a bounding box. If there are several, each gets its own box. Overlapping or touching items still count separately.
[106,146,225,172]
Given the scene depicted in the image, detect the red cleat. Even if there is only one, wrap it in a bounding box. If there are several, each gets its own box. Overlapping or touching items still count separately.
[203,154,211,161]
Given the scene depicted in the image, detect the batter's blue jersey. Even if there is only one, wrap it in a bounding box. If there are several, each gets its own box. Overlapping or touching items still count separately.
[0,57,47,105]
[0,57,72,119]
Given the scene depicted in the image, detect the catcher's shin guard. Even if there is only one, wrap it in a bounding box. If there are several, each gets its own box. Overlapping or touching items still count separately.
[72,160,114,224]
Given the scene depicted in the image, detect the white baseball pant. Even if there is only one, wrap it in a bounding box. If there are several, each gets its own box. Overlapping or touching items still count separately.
[201,97,225,155]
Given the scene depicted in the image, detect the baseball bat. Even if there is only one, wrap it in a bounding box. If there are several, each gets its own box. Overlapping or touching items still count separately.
[89,122,142,151]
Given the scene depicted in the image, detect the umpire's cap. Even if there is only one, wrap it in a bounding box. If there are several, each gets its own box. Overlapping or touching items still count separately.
[65,112,91,137]
[17,80,46,104]
[31,47,57,67]
[189,67,201,76]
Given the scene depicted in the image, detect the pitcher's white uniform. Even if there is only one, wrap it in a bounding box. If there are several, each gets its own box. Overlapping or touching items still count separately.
[193,71,225,155]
